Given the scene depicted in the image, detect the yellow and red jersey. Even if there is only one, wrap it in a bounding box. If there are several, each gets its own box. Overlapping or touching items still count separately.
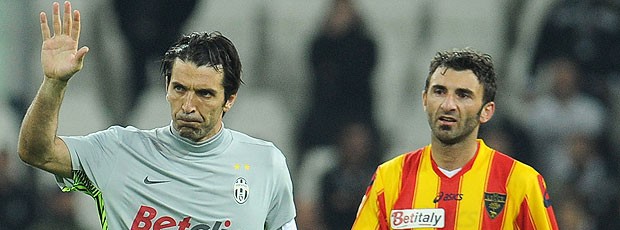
[353,140,558,230]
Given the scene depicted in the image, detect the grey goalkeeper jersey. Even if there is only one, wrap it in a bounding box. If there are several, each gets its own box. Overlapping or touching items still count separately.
[57,124,296,230]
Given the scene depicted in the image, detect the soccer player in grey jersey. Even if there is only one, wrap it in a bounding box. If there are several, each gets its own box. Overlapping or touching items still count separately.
[18,2,296,229]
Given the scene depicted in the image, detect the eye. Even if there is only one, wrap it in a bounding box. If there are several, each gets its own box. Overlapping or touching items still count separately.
[456,89,474,99]
[457,91,472,98]
[173,84,185,92]
[432,87,446,95]
[197,89,214,98]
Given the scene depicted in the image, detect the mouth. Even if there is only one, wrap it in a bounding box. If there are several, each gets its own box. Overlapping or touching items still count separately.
[176,113,203,123]
[175,116,204,128]
[177,119,202,128]
[179,118,201,123]
[438,115,457,126]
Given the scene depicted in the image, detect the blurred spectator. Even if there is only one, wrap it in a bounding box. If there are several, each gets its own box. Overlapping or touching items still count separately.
[297,0,378,164]
[479,113,535,165]
[562,134,616,229]
[555,190,592,230]
[531,0,620,107]
[105,0,200,124]
[319,120,382,229]
[526,57,605,178]
[294,147,335,230]
[526,57,610,229]
[0,149,36,230]
[27,190,86,230]
[0,87,34,229]
[604,189,620,229]
[295,120,382,229]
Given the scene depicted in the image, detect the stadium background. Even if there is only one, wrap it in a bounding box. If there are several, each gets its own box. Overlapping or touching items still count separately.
[1,0,619,229]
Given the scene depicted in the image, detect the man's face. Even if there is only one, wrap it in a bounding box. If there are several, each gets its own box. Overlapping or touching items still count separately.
[423,67,493,145]
[166,59,235,142]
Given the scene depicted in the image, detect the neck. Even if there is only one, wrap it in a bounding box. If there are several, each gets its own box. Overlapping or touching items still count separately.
[430,137,478,171]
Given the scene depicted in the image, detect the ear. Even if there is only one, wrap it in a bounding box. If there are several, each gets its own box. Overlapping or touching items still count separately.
[223,94,237,112]
[422,90,428,111]
[479,101,495,124]
[165,76,171,102]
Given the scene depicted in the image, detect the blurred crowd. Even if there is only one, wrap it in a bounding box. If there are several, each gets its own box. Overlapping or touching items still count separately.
[1,0,619,229]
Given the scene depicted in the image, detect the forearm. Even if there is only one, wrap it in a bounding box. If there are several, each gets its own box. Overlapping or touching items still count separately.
[18,77,70,173]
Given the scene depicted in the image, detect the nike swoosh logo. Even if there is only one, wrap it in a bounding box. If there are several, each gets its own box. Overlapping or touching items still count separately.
[143,176,170,185]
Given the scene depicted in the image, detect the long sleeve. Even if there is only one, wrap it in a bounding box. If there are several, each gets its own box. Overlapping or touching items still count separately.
[352,171,387,230]
[516,174,559,230]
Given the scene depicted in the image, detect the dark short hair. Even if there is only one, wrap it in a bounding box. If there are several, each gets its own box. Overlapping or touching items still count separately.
[424,48,496,105]
[161,31,243,101]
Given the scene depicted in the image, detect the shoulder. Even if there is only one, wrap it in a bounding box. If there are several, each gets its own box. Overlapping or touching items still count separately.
[95,125,145,134]
[229,129,277,148]
[491,151,552,203]
[378,148,425,174]
[477,140,536,175]
[90,125,153,139]
[509,156,541,179]
[61,126,163,148]
[489,150,542,186]
[228,129,286,161]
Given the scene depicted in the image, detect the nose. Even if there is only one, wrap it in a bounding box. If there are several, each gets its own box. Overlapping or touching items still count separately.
[181,93,197,114]
[440,93,457,112]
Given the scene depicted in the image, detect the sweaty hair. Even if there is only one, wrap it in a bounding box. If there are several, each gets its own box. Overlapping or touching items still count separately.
[424,48,496,105]
[161,31,243,101]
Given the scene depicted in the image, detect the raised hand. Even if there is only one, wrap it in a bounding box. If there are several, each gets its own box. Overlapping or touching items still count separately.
[40,1,89,81]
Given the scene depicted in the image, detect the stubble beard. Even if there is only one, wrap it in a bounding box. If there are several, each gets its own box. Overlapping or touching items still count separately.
[174,122,209,142]
[178,127,204,141]
[429,112,481,146]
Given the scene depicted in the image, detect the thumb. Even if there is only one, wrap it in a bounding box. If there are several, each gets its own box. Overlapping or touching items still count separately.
[76,46,89,63]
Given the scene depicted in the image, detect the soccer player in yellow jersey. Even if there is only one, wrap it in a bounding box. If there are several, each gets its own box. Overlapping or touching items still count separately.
[353,48,558,230]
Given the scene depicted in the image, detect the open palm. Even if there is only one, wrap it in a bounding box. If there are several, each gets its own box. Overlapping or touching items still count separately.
[40,1,88,81]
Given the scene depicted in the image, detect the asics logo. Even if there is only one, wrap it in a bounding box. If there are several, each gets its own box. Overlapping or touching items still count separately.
[433,192,463,203]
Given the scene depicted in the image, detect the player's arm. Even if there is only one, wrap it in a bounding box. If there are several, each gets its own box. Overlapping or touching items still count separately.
[265,151,297,230]
[18,1,89,178]
[352,171,388,230]
[516,174,559,230]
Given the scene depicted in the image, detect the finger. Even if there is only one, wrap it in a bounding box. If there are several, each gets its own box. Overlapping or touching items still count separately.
[40,12,51,41]
[62,1,72,35]
[75,46,89,63]
[52,2,61,36]
[71,10,80,41]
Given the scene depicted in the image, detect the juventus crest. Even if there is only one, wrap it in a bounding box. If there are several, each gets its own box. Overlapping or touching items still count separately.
[233,177,249,204]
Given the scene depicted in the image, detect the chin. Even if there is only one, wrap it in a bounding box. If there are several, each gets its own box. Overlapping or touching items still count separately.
[177,125,198,136]
[179,131,203,142]
[438,137,460,145]
[178,128,194,137]
[434,131,462,145]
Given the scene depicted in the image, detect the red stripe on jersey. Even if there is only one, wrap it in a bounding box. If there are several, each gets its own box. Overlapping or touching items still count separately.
[431,144,479,180]
[398,150,423,207]
[517,198,536,230]
[377,192,389,230]
[430,145,480,230]
[364,172,377,197]
[436,176,462,230]
[482,151,515,229]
